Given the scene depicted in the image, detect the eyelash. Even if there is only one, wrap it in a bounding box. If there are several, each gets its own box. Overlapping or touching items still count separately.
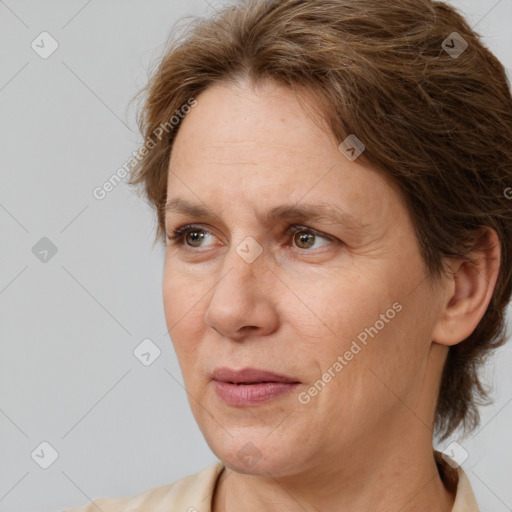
[166,224,336,251]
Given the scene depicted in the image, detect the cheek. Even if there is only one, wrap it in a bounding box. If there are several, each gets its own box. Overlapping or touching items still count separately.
[162,265,206,365]
[328,287,435,417]
[162,258,208,321]
[292,272,393,347]
[297,274,410,390]
[162,268,181,324]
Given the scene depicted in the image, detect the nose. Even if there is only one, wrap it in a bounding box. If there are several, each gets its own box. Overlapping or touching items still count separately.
[204,241,279,341]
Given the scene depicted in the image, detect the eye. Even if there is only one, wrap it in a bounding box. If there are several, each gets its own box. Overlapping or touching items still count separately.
[167,224,215,248]
[166,224,335,251]
[287,226,332,250]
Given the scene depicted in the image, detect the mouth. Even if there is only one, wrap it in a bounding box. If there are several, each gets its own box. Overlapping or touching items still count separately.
[212,367,300,384]
[211,367,301,406]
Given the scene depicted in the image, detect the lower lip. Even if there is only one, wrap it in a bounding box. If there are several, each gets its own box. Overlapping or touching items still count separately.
[213,381,300,406]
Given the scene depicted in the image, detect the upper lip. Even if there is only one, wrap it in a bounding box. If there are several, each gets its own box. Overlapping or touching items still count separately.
[212,367,300,384]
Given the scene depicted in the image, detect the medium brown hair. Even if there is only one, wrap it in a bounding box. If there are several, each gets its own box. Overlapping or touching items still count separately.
[128,0,512,441]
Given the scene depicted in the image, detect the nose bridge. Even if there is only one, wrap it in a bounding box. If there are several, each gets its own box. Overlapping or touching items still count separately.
[216,233,264,299]
[204,232,271,335]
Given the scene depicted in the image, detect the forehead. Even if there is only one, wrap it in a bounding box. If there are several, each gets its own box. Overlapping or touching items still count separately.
[167,80,403,229]
[170,79,336,167]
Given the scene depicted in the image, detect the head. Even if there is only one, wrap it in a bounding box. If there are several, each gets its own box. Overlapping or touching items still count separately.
[129,0,512,474]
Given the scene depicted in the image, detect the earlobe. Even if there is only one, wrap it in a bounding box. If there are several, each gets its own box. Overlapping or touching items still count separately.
[432,227,501,347]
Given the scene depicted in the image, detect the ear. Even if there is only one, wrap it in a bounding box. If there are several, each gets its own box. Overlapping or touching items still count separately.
[432,227,501,347]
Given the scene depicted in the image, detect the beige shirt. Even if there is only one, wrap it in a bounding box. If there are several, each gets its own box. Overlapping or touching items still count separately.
[63,453,479,511]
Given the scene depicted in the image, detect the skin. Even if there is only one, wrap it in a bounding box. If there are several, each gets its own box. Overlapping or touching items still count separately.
[162,78,501,512]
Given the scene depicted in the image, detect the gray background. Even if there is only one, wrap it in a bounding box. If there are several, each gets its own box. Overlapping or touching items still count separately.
[0,1,511,511]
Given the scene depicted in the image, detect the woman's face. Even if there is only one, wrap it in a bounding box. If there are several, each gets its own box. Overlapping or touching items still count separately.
[163,79,447,477]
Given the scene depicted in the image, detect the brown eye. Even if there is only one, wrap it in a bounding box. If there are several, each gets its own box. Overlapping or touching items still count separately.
[185,229,206,247]
[288,226,332,251]
[293,230,316,249]
[167,225,214,248]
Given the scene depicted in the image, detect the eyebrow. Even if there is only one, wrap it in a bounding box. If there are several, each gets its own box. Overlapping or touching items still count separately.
[164,197,370,232]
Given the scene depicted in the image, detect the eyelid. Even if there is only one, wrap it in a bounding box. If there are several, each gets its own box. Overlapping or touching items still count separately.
[167,223,215,245]
[286,224,334,241]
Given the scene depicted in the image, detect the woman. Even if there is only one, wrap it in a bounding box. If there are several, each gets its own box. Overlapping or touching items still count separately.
[64,0,512,510]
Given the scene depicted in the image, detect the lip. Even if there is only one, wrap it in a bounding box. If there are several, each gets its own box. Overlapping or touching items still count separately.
[212,367,301,407]
[212,367,299,384]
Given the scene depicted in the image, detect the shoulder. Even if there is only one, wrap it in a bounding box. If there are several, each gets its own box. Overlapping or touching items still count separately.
[434,450,480,512]
[452,464,480,512]
[62,461,224,512]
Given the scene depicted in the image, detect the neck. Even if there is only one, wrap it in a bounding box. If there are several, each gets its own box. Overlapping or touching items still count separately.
[213,440,456,512]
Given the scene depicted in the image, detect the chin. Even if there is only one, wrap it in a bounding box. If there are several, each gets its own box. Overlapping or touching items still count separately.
[200,424,305,477]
